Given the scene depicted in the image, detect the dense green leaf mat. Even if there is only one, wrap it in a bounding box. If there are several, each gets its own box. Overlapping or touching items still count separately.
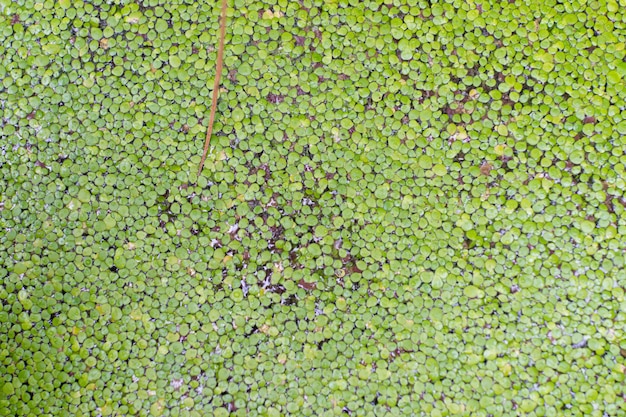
[1,0,626,415]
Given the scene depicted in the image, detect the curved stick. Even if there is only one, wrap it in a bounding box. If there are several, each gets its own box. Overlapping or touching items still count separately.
[198,0,228,176]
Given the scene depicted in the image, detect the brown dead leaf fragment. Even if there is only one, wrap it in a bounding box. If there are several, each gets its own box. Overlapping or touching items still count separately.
[480,162,493,176]
[297,279,317,291]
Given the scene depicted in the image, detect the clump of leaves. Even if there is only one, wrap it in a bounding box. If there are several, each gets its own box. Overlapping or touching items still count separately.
[0,0,625,416]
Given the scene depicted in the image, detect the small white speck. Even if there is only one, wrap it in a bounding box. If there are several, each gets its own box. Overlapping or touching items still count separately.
[170,378,184,390]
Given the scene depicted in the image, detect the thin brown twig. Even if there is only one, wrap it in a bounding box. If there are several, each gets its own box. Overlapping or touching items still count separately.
[197,0,228,176]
